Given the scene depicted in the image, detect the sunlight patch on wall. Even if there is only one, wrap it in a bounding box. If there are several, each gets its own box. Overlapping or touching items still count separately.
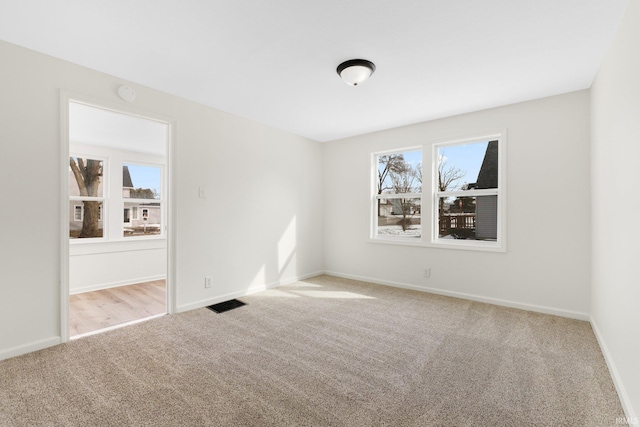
[278,216,297,274]
[251,264,266,287]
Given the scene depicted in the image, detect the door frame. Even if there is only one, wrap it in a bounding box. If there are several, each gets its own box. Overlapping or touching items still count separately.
[59,90,177,343]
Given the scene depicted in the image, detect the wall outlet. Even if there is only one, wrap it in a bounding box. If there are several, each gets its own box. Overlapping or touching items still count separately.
[204,276,212,288]
[423,268,431,278]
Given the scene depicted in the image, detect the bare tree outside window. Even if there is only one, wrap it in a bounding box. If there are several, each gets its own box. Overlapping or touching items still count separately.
[388,160,421,231]
[377,154,405,215]
[377,151,422,236]
[437,151,467,217]
[437,152,466,192]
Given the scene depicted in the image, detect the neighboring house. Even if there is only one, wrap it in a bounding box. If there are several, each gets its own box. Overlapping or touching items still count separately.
[122,165,133,198]
[475,140,499,240]
[378,199,393,218]
[123,202,161,235]
[379,198,419,216]
[377,198,420,227]
[70,165,161,237]
[390,198,420,216]
[122,166,161,235]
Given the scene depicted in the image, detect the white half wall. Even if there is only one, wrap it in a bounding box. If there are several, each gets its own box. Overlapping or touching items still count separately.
[0,40,323,359]
[69,240,166,294]
[591,0,640,420]
[323,91,592,318]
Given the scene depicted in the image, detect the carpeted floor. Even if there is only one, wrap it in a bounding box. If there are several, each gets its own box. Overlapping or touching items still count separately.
[0,275,626,426]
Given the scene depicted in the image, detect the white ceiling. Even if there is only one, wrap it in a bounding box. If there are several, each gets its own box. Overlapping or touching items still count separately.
[0,0,629,142]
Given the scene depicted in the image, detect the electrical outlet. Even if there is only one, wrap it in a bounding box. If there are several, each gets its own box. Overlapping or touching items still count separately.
[204,276,212,288]
[199,186,207,198]
[423,268,431,278]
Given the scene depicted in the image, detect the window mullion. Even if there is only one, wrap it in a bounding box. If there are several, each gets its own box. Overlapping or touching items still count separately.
[376,193,422,199]
[437,189,498,198]
[69,197,105,202]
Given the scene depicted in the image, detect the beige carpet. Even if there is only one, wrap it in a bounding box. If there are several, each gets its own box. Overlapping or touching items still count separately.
[0,275,625,426]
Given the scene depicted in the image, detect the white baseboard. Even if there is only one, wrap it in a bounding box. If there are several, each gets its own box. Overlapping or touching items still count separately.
[590,318,637,423]
[176,271,323,313]
[70,275,166,295]
[0,336,61,361]
[322,270,590,321]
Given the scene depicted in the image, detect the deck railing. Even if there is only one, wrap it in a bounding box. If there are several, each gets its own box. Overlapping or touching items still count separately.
[439,214,476,233]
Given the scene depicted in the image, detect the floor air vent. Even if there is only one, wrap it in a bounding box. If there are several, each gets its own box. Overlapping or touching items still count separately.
[206,299,246,313]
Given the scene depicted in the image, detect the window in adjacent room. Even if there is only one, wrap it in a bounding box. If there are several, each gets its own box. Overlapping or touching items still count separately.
[122,163,163,238]
[69,157,105,239]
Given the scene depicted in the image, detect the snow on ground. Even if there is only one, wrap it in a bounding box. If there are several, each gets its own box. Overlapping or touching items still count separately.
[377,226,421,237]
[377,227,468,240]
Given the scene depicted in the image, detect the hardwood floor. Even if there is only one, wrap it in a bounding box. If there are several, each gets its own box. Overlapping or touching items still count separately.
[70,280,166,337]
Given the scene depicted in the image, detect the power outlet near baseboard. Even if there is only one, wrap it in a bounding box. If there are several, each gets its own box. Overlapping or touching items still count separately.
[204,276,212,288]
[423,268,431,278]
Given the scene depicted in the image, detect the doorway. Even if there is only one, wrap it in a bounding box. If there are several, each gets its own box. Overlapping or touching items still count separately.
[62,96,173,339]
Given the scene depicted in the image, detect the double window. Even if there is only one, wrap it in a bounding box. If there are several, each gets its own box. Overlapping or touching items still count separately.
[373,134,505,251]
[69,156,164,241]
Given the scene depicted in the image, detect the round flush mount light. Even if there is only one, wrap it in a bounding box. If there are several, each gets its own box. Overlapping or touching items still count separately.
[117,85,136,102]
[336,59,376,86]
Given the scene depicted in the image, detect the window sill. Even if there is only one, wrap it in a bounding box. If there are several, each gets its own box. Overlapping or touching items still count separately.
[70,235,165,244]
[368,237,506,253]
[69,237,167,256]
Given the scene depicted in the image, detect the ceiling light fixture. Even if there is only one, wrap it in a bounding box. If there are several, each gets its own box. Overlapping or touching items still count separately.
[336,59,376,86]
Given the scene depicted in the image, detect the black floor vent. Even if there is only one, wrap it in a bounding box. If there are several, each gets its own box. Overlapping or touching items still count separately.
[206,299,246,314]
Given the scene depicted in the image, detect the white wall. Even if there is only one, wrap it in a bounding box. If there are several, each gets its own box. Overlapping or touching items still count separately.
[591,0,640,420]
[0,40,323,359]
[324,91,592,319]
[70,241,166,294]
